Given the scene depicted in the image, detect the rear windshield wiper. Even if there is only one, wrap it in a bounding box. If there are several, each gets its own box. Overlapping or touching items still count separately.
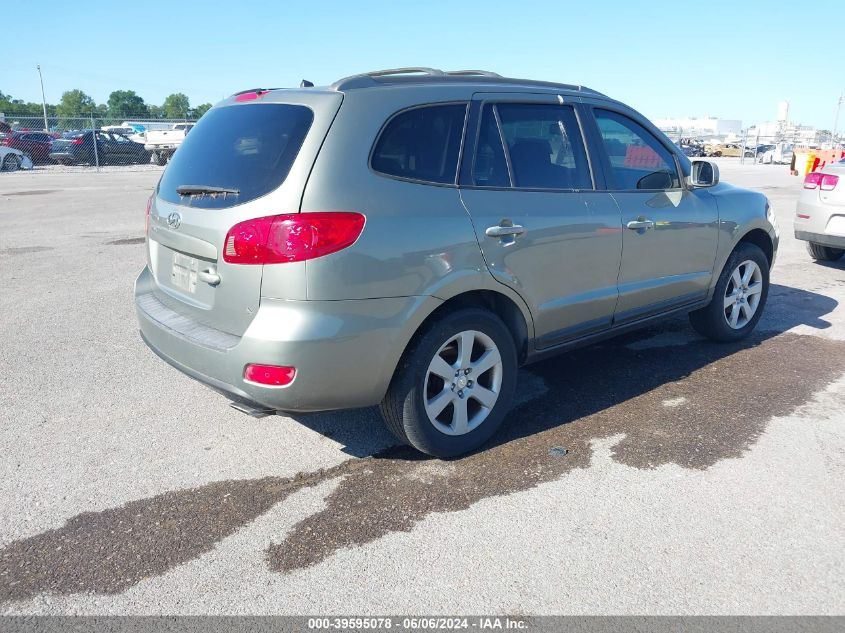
[176,185,240,196]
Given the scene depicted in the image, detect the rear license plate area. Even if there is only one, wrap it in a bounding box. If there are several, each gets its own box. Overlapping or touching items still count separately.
[171,252,199,294]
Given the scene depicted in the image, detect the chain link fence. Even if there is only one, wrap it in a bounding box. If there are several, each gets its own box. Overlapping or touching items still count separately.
[0,115,196,170]
[658,126,845,167]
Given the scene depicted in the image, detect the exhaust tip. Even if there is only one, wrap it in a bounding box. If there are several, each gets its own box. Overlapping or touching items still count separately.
[229,401,277,418]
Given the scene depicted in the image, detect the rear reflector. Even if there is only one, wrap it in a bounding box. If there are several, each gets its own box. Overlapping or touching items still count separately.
[144,196,152,235]
[223,212,365,264]
[796,213,811,219]
[243,364,296,387]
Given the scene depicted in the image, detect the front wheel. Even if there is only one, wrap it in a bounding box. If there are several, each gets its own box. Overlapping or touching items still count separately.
[379,308,517,458]
[806,242,845,262]
[689,242,770,342]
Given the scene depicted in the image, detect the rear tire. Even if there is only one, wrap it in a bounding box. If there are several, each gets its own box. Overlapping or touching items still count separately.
[689,242,770,342]
[806,242,845,262]
[152,151,167,166]
[2,154,20,171]
[379,308,517,458]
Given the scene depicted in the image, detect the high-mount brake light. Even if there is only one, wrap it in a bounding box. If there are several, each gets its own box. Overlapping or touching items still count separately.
[234,90,270,102]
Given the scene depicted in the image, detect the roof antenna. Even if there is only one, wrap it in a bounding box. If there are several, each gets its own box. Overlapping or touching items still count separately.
[300,79,314,88]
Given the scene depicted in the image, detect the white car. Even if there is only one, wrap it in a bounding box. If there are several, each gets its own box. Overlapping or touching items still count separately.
[795,158,845,261]
[759,142,794,165]
[0,146,34,171]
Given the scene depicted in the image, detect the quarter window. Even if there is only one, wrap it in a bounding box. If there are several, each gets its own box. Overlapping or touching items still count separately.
[496,103,592,190]
[594,109,681,190]
[371,104,467,184]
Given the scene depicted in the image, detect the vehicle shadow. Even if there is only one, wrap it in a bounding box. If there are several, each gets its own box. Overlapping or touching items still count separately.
[810,258,845,271]
[290,282,838,458]
[1,284,842,602]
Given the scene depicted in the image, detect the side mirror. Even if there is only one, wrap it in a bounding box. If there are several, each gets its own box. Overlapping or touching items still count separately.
[689,160,719,187]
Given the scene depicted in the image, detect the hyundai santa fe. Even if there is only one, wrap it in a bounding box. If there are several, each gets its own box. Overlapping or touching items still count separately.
[135,67,779,457]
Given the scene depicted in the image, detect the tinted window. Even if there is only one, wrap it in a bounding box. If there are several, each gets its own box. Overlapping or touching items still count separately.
[496,104,591,190]
[372,104,466,184]
[158,104,313,209]
[594,110,680,190]
[472,105,510,187]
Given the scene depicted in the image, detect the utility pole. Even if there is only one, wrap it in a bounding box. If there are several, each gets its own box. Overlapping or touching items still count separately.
[36,64,49,132]
[834,93,843,146]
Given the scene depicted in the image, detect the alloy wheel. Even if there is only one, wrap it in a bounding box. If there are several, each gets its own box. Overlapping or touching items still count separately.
[423,330,503,436]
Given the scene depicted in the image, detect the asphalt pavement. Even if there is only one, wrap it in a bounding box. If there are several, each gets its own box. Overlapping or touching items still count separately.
[0,159,842,614]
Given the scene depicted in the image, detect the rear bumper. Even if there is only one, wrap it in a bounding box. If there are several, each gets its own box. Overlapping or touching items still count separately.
[795,194,845,249]
[794,230,845,250]
[135,266,440,412]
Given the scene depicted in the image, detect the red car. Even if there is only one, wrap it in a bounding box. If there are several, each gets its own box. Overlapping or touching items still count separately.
[1,131,54,163]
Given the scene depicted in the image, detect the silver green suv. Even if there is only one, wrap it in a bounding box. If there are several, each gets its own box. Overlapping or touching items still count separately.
[135,68,778,457]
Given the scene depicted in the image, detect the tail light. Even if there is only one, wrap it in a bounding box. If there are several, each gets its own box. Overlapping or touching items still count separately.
[243,364,296,386]
[223,212,365,265]
[0,137,9,146]
[820,174,839,191]
[71,137,84,145]
[805,172,840,191]
[144,196,152,235]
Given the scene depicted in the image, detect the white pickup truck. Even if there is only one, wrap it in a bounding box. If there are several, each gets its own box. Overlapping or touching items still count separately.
[144,123,194,165]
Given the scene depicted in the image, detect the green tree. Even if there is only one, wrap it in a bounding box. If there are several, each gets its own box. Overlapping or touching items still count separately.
[193,103,212,118]
[107,90,148,118]
[56,89,96,117]
[148,104,163,119]
[162,93,190,119]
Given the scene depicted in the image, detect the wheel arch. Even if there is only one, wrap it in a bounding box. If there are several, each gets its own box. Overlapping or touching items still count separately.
[380,285,534,398]
[737,228,775,265]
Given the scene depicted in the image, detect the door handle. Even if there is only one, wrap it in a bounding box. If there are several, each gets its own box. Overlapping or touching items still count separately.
[626,218,655,231]
[198,268,220,286]
[485,224,526,238]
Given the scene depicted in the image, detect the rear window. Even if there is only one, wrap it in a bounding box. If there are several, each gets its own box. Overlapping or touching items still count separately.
[158,103,313,209]
[371,104,467,185]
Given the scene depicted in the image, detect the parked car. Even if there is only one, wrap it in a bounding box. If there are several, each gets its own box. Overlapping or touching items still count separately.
[49,130,150,165]
[144,123,194,165]
[135,68,779,457]
[677,141,705,157]
[795,158,845,261]
[101,125,146,144]
[0,146,34,171]
[759,142,794,165]
[0,131,54,163]
[705,143,754,158]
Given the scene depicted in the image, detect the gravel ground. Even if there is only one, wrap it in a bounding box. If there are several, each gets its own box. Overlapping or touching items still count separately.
[0,159,842,614]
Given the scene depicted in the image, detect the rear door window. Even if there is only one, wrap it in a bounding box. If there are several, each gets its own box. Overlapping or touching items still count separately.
[496,103,592,190]
[158,104,314,209]
[371,104,467,184]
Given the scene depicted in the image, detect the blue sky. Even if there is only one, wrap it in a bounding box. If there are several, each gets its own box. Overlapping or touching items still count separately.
[3,0,844,129]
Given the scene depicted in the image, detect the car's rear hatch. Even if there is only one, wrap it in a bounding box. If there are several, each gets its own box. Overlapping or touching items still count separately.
[145,90,342,337]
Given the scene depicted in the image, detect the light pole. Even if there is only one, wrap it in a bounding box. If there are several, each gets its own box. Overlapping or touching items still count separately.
[36,64,49,132]
[834,93,843,146]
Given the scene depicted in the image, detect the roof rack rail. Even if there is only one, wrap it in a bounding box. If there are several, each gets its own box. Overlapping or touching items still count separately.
[330,68,604,96]
[331,67,446,90]
[445,70,502,77]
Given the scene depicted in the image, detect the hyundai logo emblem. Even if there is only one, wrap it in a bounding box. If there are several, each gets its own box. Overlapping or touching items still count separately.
[167,212,182,229]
